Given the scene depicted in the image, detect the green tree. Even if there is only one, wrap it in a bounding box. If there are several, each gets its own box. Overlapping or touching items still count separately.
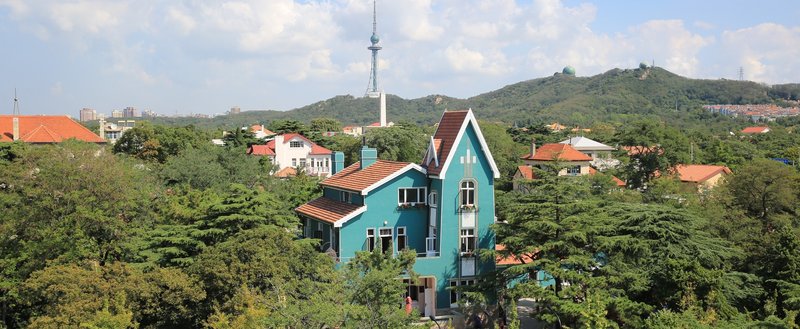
[365,125,427,162]
[724,159,799,224]
[310,118,342,133]
[613,120,690,189]
[268,120,308,135]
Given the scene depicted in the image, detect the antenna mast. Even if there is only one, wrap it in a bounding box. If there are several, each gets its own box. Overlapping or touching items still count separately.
[738,67,744,81]
[365,0,382,97]
[12,88,20,115]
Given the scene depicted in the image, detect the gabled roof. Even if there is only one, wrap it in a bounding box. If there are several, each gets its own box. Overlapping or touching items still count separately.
[496,244,533,266]
[281,133,332,155]
[321,160,425,195]
[521,143,592,161]
[424,110,500,179]
[296,197,367,227]
[247,144,275,156]
[274,167,297,178]
[0,115,104,143]
[559,136,615,151]
[674,164,732,183]
[741,126,770,134]
[516,165,535,180]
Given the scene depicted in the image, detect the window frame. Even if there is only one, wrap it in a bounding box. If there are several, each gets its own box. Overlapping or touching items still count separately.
[397,187,427,206]
[567,165,581,175]
[397,226,407,251]
[460,180,476,207]
[289,140,303,148]
[366,228,376,252]
[450,279,476,306]
[460,228,476,254]
[378,227,393,254]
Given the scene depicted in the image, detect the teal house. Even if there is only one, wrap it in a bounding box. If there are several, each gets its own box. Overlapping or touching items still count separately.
[296,110,500,316]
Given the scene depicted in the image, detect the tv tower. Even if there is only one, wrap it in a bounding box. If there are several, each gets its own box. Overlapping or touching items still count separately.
[364,0,386,127]
[365,0,381,97]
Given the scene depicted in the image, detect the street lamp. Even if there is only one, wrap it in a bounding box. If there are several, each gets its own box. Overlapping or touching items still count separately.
[429,315,442,329]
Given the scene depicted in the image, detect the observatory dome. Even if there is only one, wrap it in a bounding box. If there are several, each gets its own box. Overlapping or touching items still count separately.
[562,66,576,76]
[370,33,380,44]
[639,62,648,69]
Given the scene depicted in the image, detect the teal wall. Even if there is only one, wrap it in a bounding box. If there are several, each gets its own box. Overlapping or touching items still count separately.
[338,168,430,258]
[305,119,498,311]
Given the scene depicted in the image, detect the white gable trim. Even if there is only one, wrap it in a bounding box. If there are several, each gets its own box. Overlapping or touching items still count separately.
[361,163,428,196]
[425,136,439,167]
[433,110,501,179]
[333,205,367,228]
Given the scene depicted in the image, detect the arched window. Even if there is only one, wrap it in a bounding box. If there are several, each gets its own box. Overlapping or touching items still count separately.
[460,180,475,206]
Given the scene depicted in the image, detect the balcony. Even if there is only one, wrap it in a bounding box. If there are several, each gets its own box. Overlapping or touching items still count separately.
[304,166,330,176]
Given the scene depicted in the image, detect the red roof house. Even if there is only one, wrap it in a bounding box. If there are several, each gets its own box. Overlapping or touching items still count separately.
[0,115,104,143]
[741,126,770,134]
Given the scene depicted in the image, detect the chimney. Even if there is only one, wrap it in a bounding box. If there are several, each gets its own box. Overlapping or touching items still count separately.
[331,151,344,175]
[360,146,377,169]
[530,138,536,158]
[98,118,106,140]
[12,117,19,141]
[379,92,387,127]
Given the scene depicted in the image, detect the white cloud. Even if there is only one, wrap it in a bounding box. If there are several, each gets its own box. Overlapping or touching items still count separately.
[720,23,800,83]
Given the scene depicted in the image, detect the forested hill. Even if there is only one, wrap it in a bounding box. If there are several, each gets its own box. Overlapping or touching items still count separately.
[151,67,798,129]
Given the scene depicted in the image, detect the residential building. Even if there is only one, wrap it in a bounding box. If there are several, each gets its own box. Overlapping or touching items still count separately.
[296,109,499,316]
[514,142,623,190]
[249,124,275,140]
[79,108,96,122]
[98,119,135,143]
[741,126,770,134]
[0,115,104,144]
[111,110,124,118]
[229,107,241,115]
[247,133,333,177]
[560,136,619,170]
[123,107,139,118]
[673,164,731,191]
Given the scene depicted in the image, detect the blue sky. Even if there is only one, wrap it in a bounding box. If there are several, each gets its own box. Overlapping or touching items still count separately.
[0,0,798,117]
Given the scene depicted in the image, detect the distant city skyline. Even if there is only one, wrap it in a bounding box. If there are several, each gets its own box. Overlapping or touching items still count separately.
[1,0,798,116]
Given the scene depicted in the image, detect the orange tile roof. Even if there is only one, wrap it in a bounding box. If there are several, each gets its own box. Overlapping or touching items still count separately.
[296,197,365,225]
[516,165,534,179]
[274,167,297,178]
[588,167,625,187]
[741,126,769,134]
[0,115,104,143]
[426,111,469,176]
[520,143,592,161]
[247,144,275,156]
[496,244,533,266]
[321,160,414,193]
[674,164,731,183]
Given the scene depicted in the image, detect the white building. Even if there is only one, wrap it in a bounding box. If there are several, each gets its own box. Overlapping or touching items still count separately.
[560,136,620,170]
[247,133,333,177]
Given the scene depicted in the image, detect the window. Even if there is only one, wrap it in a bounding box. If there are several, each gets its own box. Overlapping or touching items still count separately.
[460,181,475,206]
[292,158,297,167]
[366,228,375,251]
[379,228,393,254]
[340,191,351,203]
[397,227,407,251]
[567,165,581,175]
[398,187,426,205]
[314,222,324,239]
[460,229,475,254]
[290,141,303,148]
[299,159,307,167]
[450,279,476,306]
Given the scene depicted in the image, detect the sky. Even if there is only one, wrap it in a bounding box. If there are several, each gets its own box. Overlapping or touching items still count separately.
[0,0,798,117]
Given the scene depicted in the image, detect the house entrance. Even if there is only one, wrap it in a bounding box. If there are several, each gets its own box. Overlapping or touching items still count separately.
[403,277,436,317]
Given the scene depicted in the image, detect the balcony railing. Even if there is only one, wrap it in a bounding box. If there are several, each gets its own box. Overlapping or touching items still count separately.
[305,166,330,175]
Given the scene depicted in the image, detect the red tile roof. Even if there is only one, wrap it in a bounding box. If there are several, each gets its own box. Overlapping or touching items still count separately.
[425,111,469,176]
[622,145,663,156]
[612,175,626,187]
[516,165,534,180]
[0,115,104,143]
[321,160,415,193]
[247,144,275,156]
[674,164,732,183]
[274,167,297,178]
[521,143,592,161]
[496,244,533,266]
[741,126,770,134]
[296,197,365,225]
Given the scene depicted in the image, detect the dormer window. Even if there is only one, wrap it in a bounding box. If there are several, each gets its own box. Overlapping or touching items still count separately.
[340,191,351,203]
[290,141,303,148]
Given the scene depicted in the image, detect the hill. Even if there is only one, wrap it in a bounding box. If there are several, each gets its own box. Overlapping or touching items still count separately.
[149,67,793,130]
